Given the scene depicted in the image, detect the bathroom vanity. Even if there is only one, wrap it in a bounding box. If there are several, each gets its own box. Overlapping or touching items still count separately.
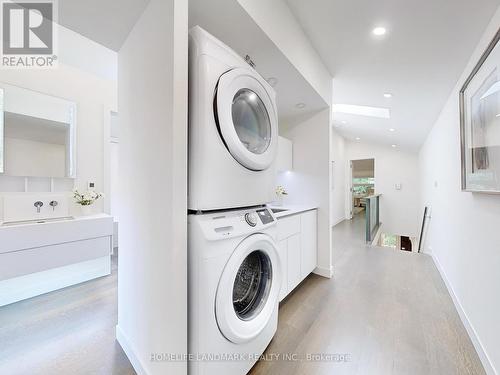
[0,214,113,306]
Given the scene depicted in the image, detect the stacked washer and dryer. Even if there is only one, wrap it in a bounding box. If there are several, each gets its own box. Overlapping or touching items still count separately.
[188,26,282,375]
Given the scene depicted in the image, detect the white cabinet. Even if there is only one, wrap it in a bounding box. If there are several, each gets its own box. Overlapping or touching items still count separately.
[0,214,113,306]
[276,209,317,301]
[277,136,293,172]
[278,239,288,301]
[287,233,302,291]
[300,210,317,278]
[277,214,300,241]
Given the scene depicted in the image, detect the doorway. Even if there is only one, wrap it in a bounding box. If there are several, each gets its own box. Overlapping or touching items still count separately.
[349,158,375,219]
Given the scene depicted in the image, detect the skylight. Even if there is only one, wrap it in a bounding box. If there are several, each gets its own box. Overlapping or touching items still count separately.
[332,104,391,119]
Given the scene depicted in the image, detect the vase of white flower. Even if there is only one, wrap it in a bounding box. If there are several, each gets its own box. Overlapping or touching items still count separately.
[275,185,288,206]
[73,189,103,216]
[81,205,93,216]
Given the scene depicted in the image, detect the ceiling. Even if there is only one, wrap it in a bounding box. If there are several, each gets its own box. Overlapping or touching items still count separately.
[58,0,149,51]
[189,0,328,125]
[286,0,500,150]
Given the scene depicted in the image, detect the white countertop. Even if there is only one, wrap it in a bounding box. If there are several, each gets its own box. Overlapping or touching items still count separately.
[0,213,112,228]
[267,204,317,219]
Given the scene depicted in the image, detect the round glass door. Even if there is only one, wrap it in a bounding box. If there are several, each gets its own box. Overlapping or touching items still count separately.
[232,250,272,321]
[215,233,281,344]
[215,68,278,171]
[231,89,272,155]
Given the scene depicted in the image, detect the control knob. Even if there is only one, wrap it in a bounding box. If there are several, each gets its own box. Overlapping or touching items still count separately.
[244,212,258,227]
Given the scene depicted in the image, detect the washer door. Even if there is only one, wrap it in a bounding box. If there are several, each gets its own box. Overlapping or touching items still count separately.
[215,233,281,344]
[216,68,278,171]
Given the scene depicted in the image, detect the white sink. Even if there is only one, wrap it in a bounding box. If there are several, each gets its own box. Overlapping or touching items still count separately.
[1,216,75,227]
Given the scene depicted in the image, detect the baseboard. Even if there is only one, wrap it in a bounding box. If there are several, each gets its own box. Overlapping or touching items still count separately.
[331,217,345,227]
[313,265,333,278]
[116,325,149,375]
[431,254,497,375]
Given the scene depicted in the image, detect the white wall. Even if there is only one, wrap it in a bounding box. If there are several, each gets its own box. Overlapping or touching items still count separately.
[330,128,346,226]
[419,7,500,374]
[58,24,117,82]
[277,109,332,277]
[237,0,332,105]
[117,0,188,374]
[346,141,420,237]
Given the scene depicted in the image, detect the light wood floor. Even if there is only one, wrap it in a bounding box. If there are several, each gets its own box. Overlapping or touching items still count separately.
[0,215,484,375]
[0,255,135,375]
[249,214,485,375]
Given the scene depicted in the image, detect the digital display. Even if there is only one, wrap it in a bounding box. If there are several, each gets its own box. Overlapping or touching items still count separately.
[256,209,274,224]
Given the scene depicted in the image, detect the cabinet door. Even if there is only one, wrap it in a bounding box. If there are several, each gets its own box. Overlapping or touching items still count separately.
[287,233,302,292]
[278,239,288,301]
[300,210,317,278]
[277,214,301,241]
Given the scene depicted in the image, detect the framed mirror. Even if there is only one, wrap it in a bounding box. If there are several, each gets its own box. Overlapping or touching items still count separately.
[0,83,77,178]
[460,28,500,193]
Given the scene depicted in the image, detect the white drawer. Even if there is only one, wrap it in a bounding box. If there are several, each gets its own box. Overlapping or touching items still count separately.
[0,236,112,281]
[277,215,301,241]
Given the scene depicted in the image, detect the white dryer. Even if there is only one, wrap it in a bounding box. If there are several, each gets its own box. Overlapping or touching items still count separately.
[188,26,279,211]
[188,207,281,375]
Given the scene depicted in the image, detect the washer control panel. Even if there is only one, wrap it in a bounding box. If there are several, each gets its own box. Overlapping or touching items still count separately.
[256,208,274,225]
[193,207,276,241]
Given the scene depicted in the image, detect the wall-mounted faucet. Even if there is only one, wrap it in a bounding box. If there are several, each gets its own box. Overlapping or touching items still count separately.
[49,200,58,211]
[34,201,43,213]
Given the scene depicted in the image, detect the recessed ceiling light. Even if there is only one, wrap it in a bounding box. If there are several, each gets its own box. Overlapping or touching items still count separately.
[391,144,397,148]
[383,93,393,98]
[266,77,278,87]
[389,128,395,132]
[355,137,361,141]
[295,103,306,109]
[372,27,387,36]
[333,104,390,119]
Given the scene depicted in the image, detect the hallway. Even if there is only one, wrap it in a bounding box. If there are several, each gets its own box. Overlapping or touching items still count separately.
[250,216,484,375]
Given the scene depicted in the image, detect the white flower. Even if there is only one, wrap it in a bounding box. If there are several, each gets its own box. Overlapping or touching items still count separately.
[73,188,103,206]
[275,185,288,196]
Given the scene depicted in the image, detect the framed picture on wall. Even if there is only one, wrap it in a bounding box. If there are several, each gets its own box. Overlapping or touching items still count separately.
[460,27,500,193]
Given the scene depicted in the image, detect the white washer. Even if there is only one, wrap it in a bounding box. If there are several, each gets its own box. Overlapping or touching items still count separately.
[188,207,281,375]
[188,26,279,211]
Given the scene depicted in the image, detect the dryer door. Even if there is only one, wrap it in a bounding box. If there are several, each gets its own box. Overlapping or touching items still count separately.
[216,68,278,171]
[215,233,281,344]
